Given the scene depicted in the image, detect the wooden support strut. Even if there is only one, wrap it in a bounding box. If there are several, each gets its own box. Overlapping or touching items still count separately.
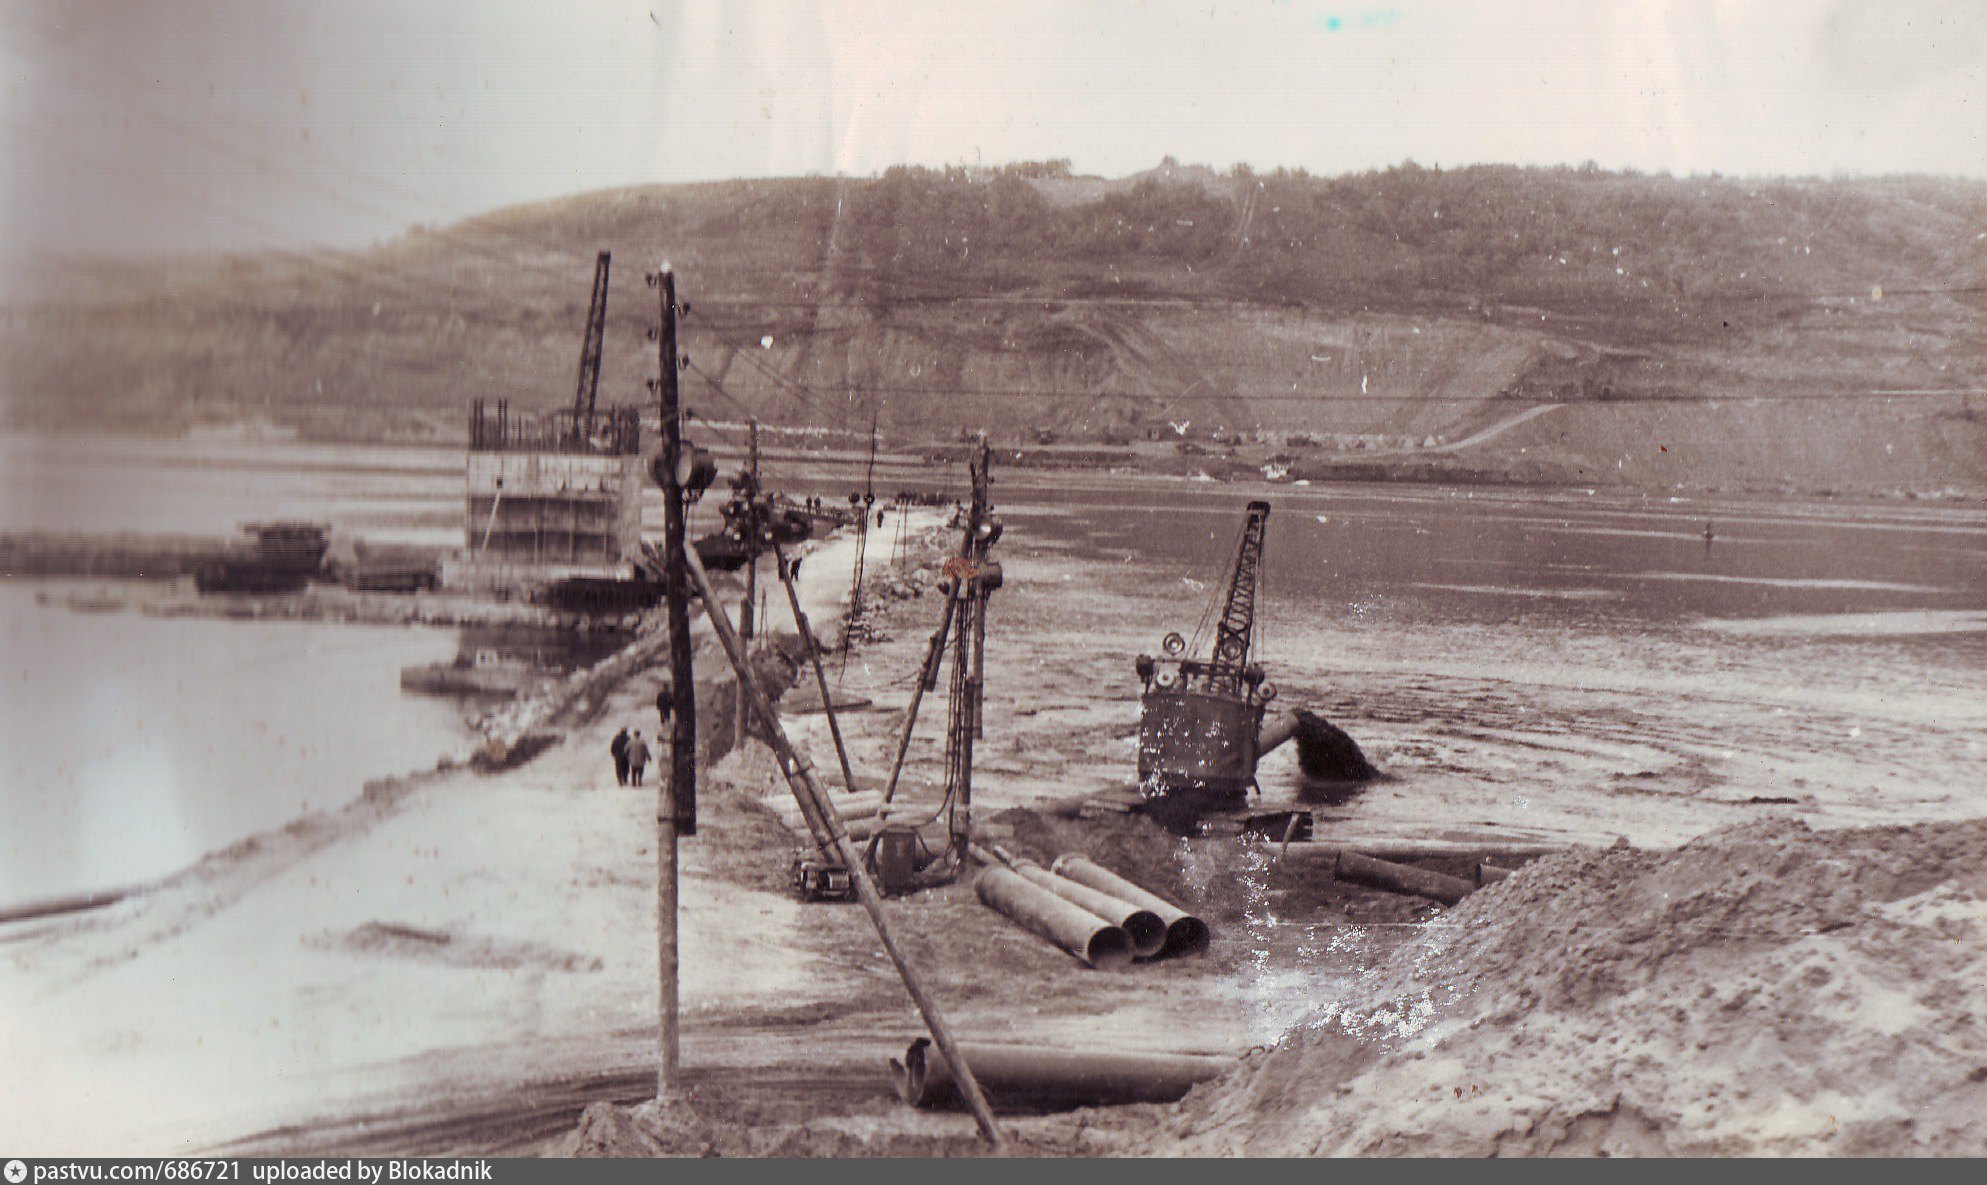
[680,540,1007,1150]
[772,539,858,796]
[878,587,958,808]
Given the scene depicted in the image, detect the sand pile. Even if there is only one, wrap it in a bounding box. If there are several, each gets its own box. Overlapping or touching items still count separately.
[563,1096,1042,1158]
[1143,817,1987,1156]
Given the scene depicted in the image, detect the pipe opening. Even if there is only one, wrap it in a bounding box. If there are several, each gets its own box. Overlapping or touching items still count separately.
[1163,916,1212,957]
[1084,925,1136,970]
[1121,910,1168,959]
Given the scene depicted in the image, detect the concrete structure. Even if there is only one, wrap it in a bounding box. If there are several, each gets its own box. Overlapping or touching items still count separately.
[445,400,645,594]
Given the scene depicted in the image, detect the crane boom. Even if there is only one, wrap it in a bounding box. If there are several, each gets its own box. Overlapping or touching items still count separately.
[1207,500,1271,691]
[572,251,612,433]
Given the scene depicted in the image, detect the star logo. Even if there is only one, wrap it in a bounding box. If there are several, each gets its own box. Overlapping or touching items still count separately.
[5,1159,28,1183]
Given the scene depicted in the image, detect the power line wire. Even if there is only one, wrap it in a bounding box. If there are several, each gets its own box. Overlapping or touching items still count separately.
[681,307,852,422]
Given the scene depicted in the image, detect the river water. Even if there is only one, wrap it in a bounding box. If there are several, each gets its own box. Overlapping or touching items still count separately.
[0,434,484,911]
[0,582,470,910]
[965,474,1987,844]
[3,434,1982,903]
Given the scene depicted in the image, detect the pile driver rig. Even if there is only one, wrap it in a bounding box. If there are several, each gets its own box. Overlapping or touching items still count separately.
[794,439,1005,899]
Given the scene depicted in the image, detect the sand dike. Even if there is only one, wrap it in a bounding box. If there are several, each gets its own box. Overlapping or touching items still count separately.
[1140,817,1987,1157]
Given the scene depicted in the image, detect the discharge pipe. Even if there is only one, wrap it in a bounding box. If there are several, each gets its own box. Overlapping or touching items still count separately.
[892,1038,1231,1111]
[1050,855,1210,957]
[1259,709,1380,782]
[975,865,1134,970]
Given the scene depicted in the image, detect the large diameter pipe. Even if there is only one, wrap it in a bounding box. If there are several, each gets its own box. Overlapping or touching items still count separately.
[1050,855,1210,957]
[1012,863,1167,959]
[892,1039,1231,1111]
[813,814,937,846]
[1335,850,1474,905]
[1257,709,1301,756]
[761,790,887,816]
[975,866,1134,970]
[767,795,889,828]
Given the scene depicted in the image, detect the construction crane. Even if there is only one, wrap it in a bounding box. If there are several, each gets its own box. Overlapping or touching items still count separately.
[570,250,612,439]
[1203,500,1269,696]
[1133,499,1378,828]
[1134,501,1277,812]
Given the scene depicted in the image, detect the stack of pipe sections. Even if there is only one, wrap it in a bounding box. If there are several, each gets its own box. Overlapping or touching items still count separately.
[974,853,1210,966]
[974,865,1135,970]
[1011,861,1166,958]
[1051,854,1211,957]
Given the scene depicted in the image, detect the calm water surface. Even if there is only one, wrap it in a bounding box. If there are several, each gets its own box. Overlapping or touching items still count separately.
[3,435,1981,906]
[0,583,470,910]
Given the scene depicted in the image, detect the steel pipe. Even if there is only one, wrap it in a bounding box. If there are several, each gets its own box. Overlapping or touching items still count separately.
[768,795,887,826]
[1012,863,1167,958]
[760,790,886,817]
[975,866,1134,970]
[1050,854,1210,957]
[820,814,934,846]
[1257,709,1301,756]
[1334,850,1475,905]
[892,1039,1230,1111]
[1476,861,1515,886]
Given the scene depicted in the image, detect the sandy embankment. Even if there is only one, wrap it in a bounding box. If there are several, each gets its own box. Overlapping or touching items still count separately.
[0,516,910,1156]
[1128,816,1987,1156]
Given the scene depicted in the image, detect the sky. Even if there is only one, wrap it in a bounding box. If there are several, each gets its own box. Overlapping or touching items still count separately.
[1,0,1981,267]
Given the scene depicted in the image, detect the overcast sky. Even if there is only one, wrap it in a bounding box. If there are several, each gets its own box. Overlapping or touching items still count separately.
[2,0,1981,267]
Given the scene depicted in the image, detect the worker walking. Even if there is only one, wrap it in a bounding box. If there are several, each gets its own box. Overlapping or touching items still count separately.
[610,727,631,786]
[627,730,652,786]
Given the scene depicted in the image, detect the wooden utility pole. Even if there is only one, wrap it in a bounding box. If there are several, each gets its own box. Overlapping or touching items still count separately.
[649,263,698,1096]
[772,540,858,795]
[737,420,761,734]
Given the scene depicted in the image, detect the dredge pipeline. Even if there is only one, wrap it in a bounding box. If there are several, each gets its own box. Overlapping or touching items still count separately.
[1011,861,1167,959]
[893,1039,1232,1112]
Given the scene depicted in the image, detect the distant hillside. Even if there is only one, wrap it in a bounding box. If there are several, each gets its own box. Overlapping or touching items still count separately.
[3,162,1982,493]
